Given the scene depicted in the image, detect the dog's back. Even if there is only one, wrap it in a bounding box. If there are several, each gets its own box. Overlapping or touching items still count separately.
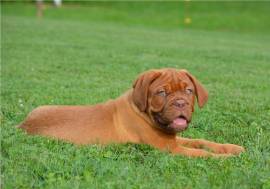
[19,102,117,144]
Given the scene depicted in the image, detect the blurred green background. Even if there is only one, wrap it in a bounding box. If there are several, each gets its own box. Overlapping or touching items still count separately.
[2,1,270,33]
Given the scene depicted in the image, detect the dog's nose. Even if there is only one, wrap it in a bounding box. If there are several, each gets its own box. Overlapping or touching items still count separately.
[174,99,187,108]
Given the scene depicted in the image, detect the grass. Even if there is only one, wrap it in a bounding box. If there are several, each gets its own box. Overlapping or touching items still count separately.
[1,2,270,189]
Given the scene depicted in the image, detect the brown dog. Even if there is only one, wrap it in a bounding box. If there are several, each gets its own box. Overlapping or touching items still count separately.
[19,68,244,157]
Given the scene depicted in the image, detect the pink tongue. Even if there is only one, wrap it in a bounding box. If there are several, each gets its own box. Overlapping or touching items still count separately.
[172,118,187,129]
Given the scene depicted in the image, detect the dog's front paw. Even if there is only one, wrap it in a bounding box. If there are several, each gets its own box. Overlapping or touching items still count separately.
[218,144,245,155]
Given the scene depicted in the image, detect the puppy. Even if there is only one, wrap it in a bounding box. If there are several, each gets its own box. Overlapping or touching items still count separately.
[19,68,245,157]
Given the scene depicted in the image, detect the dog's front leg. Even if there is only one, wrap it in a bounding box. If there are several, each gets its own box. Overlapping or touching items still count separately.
[169,145,232,158]
[153,141,231,158]
[176,137,245,155]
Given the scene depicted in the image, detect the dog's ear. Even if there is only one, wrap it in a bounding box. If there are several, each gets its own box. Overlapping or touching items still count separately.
[132,70,162,112]
[181,69,208,108]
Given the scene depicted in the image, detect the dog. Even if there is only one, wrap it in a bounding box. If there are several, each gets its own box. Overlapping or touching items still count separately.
[19,68,245,157]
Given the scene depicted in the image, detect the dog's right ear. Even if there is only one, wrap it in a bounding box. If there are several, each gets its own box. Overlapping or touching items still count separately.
[180,69,208,108]
[132,70,162,112]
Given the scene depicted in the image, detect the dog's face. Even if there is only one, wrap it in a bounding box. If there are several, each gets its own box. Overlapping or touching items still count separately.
[132,68,208,134]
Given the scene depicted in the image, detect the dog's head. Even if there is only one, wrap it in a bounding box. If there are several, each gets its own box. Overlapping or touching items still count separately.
[132,68,208,134]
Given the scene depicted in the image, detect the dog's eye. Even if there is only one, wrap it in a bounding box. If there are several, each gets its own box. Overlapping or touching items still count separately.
[156,90,166,97]
[185,88,193,95]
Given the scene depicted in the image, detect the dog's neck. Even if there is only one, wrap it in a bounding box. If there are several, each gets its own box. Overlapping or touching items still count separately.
[123,89,153,126]
[113,89,177,142]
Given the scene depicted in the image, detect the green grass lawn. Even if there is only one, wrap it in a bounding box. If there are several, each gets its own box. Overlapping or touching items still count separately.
[1,2,270,189]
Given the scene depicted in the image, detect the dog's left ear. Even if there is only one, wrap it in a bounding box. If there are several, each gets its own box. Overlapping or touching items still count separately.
[181,69,208,108]
[132,70,162,112]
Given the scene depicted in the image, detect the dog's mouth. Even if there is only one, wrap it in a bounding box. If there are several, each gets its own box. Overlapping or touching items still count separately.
[153,114,190,134]
[169,115,189,131]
